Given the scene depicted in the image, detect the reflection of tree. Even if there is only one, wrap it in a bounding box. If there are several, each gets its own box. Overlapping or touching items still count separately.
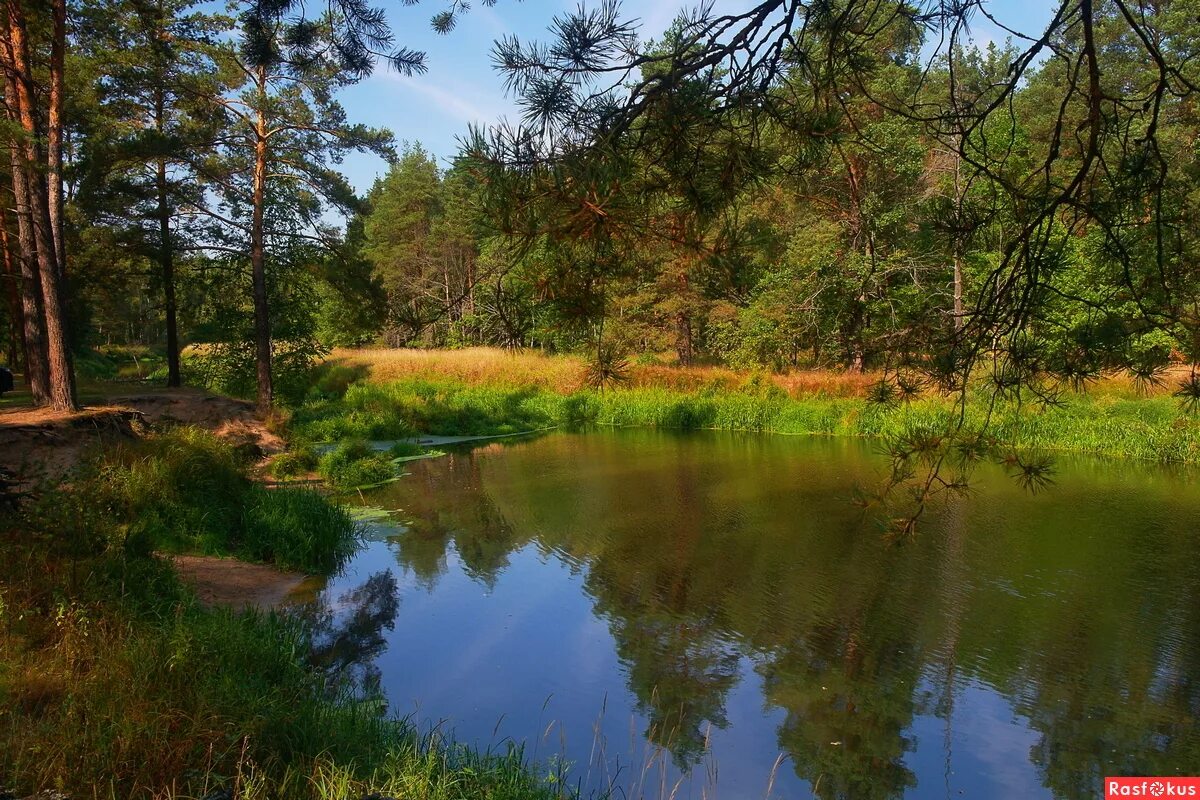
[606,607,741,768]
[388,453,521,588]
[1020,588,1200,800]
[591,455,742,769]
[307,570,400,695]
[761,621,920,800]
[958,508,1200,800]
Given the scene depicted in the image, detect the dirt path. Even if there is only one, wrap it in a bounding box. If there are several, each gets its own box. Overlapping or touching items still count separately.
[171,555,323,610]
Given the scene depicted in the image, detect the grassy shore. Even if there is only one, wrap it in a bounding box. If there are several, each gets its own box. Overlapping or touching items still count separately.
[300,348,1200,464]
[0,427,565,799]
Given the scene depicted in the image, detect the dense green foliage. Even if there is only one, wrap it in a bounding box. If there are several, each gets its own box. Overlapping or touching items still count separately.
[4,1,1197,416]
[340,2,1200,406]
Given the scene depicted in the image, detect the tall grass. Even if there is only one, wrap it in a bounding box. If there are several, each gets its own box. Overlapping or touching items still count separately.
[291,377,1200,463]
[329,346,882,397]
[84,426,359,573]
[327,346,1192,400]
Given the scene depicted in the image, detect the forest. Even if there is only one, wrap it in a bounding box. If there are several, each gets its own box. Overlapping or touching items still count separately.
[3,0,1200,415]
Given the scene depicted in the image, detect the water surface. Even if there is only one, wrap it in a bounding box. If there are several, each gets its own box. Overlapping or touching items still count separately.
[306,429,1200,799]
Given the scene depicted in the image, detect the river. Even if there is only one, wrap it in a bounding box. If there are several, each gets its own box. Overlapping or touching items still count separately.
[301,429,1200,799]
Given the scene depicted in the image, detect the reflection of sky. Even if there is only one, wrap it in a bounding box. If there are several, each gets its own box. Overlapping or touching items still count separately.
[318,536,1045,799]
[907,677,1051,800]
[319,538,815,797]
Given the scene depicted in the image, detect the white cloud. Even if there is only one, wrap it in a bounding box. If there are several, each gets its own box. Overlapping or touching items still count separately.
[379,73,510,125]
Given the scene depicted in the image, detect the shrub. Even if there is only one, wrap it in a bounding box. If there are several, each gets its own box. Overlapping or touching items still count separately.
[318,440,397,489]
[308,362,369,400]
[272,445,320,478]
[388,440,426,458]
[243,487,359,572]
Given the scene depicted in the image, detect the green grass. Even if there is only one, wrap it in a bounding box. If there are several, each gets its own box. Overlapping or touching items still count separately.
[0,536,569,798]
[83,426,359,573]
[290,377,1200,463]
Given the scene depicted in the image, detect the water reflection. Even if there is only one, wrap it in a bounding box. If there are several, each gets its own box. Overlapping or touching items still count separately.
[305,570,399,694]
[315,430,1200,799]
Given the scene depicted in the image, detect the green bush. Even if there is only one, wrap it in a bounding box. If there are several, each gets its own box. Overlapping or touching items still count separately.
[243,487,359,572]
[318,439,398,489]
[388,440,426,458]
[73,348,119,380]
[308,362,369,400]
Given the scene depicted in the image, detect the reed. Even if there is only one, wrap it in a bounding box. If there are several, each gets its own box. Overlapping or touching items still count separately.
[292,375,1200,464]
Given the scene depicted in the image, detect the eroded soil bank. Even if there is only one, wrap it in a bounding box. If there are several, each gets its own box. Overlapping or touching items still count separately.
[0,388,282,487]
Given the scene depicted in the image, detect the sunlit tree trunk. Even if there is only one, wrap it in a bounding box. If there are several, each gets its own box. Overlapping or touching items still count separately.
[6,0,76,410]
[3,67,46,402]
[47,0,66,278]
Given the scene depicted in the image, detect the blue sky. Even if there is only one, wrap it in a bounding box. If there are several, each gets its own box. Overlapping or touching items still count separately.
[336,0,1054,194]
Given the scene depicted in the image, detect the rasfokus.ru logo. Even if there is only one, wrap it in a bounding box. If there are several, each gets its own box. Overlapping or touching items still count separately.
[1106,778,1200,798]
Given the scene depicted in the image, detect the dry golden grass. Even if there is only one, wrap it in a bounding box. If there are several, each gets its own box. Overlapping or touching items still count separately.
[1083,364,1195,398]
[331,347,589,392]
[328,347,880,397]
[327,346,1200,401]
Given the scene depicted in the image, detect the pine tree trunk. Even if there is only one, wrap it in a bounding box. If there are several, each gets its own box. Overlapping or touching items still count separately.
[157,156,180,388]
[47,0,66,277]
[2,49,47,402]
[7,0,76,410]
[153,80,181,387]
[250,66,273,411]
[0,203,23,371]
